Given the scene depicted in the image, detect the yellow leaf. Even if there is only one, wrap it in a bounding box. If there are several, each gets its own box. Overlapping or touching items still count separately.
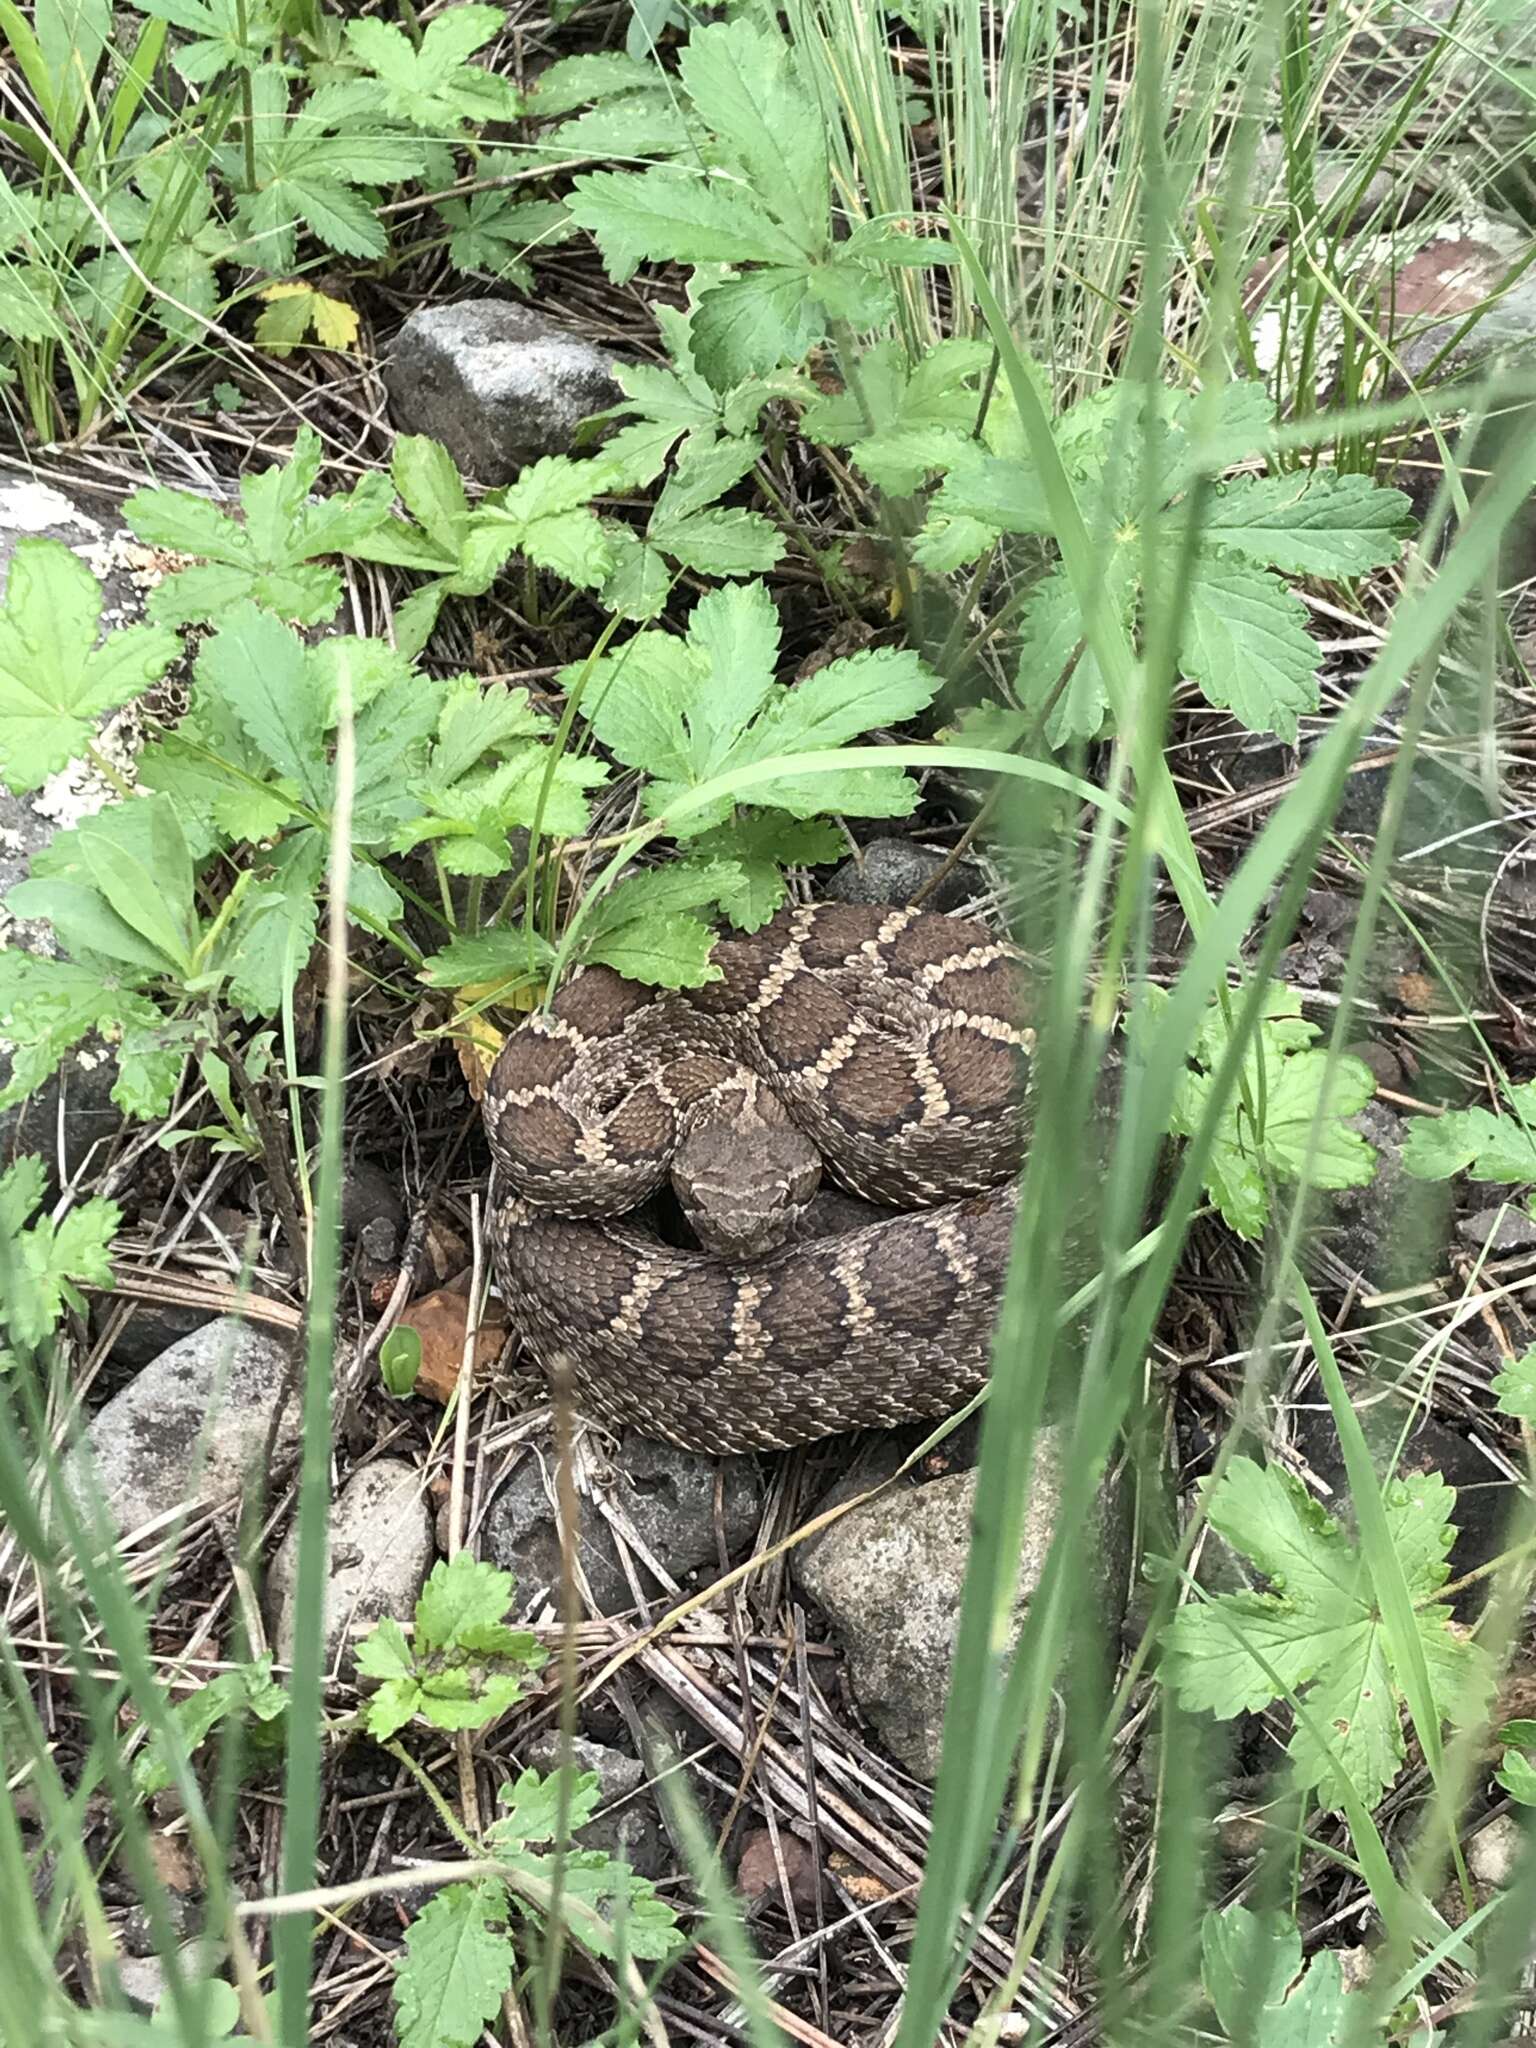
[449,979,546,1099]
[255,282,360,357]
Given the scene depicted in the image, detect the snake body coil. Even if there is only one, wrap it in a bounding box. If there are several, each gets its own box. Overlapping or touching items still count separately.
[485,902,1031,1453]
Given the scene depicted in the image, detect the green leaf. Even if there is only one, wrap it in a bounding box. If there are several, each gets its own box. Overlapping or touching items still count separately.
[1202,1904,1302,2040]
[489,1766,604,1849]
[577,580,938,833]
[650,503,783,577]
[805,252,896,326]
[343,5,521,130]
[921,446,1064,544]
[357,1555,547,1738]
[222,831,325,1013]
[354,1614,414,1684]
[1492,1345,1536,1422]
[1179,554,1323,742]
[397,745,605,874]
[602,295,807,457]
[481,1768,684,1963]
[128,425,392,626]
[1199,470,1412,576]
[522,1848,683,1961]
[1401,1083,1536,1183]
[583,911,721,987]
[740,643,941,811]
[569,168,806,282]
[379,1326,422,1397]
[527,49,659,117]
[420,929,554,993]
[0,538,179,794]
[682,578,785,755]
[393,1880,515,2048]
[136,723,290,855]
[73,794,198,976]
[677,20,827,253]
[6,874,182,975]
[690,813,843,928]
[654,433,760,518]
[438,191,572,283]
[393,435,470,553]
[1012,556,1134,747]
[0,952,165,1115]
[470,456,615,590]
[552,91,693,158]
[602,529,674,620]
[1164,1460,1491,1811]
[574,634,717,793]
[1496,1747,1536,1808]
[802,337,991,494]
[0,1162,119,1351]
[0,1156,45,1237]
[1161,983,1377,1239]
[690,266,823,386]
[580,862,747,987]
[195,604,328,808]
[0,264,66,343]
[113,1017,190,1119]
[130,1658,288,1797]
[1201,1905,1359,2048]
[430,678,548,783]
[415,1553,517,1648]
[219,64,430,266]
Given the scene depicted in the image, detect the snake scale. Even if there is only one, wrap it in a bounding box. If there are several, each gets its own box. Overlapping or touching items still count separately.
[484,901,1033,1453]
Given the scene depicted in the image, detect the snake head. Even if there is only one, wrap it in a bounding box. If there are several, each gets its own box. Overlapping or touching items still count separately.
[670,1122,822,1260]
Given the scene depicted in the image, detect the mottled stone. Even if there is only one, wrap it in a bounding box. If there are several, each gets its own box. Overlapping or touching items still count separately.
[1458,1204,1536,1255]
[484,1429,764,1614]
[524,1732,667,1878]
[382,302,623,484]
[1391,221,1536,385]
[268,1458,435,1672]
[795,1426,1128,1780]
[825,836,986,915]
[67,1319,297,1538]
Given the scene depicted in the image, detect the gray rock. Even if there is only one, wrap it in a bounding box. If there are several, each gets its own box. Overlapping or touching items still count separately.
[1458,1204,1536,1255]
[1390,221,1536,386]
[382,302,624,485]
[340,1160,405,1250]
[109,1951,174,2016]
[1290,1393,1514,1618]
[824,836,986,914]
[484,1430,764,1614]
[1467,1812,1523,1888]
[120,1893,201,1954]
[100,1298,217,1372]
[795,1426,1128,1781]
[268,1458,435,1673]
[1247,132,1426,234]
[1314,1099,1450,1295]
[67,1319,298,1538]
[105,1938,223,2017]
[524,1733,667,1878]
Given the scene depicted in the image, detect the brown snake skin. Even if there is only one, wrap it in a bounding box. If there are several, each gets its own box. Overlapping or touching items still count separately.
[484,902,1032,1453]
